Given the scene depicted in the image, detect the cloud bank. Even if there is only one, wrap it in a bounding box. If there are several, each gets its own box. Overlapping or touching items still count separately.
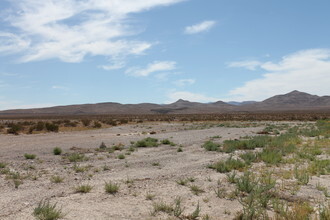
[228,49,330,101]
[0,0,184,63]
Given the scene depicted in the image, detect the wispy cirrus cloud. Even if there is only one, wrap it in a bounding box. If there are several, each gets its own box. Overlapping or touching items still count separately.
[227,49,330,101]
[228,60,262,70]
[184,20,216,34]
[0,0,184,64]
[173,78,195,86]
[52,85,69,91]
[126,61,176,77]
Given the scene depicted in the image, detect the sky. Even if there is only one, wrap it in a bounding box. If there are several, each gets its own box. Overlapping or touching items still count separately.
[1,0,330,110]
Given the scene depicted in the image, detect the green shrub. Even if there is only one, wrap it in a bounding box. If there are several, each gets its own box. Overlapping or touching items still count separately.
[236,171,257,194]
[308,159,330,175]
[81,119,91,126]
[93,121,102,128]
[161,139,175,145]
[118,154,125,159]
[45,123,59,132]
[209,157,246,173]
[104,181,119,194]
[67,153,86,163]
[259,149,282,165]
[240,152,258,165]
[202,141,220,151]
[7,123,23,135]
[35,121,45,131]
[24,153,36,160]
[222,136,270,153]
[135,137,159,148]
[75,184,92,193]
[190,185,204,195]
[0,162,6,169]
[53,147,62,155]
[50,176,64,183]
[151,201,174,216]
[33,200,64,220]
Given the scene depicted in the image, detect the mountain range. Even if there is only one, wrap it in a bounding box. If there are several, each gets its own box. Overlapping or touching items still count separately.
[1,90,329,116]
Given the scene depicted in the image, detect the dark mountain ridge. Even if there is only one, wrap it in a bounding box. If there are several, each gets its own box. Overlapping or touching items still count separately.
[1,91,329,116]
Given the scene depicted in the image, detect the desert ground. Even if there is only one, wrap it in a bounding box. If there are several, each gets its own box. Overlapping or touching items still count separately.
[0,120,329,220]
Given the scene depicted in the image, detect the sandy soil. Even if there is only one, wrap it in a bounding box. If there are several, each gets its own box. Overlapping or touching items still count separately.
[0,122,329,220]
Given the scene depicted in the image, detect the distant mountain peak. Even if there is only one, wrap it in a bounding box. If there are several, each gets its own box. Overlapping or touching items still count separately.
[174,99,190,103]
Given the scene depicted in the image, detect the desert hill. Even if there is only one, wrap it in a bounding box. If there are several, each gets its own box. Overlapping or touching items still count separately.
[0,91,329,116]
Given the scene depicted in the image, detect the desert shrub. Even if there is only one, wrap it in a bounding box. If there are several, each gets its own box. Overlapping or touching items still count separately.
[99,142,107,149]
[117,154,125,159]
[240,152,258,165]
[112,144,123,151]
[307,159,330,175]
[226,171,238,183]
[222,136,270,153]
[53,147,62,155]
[235,172,276,219]
[236,171,257,194]
[319,203,330,220]
[104,181,119,194]
[0,162,6,169]
[259,149,282,165]
[50,176,64,183]
[35,121,45,131]
[7,123,23,135]
[33,200,64,220]
[176,178,188,186]
[151,200,174,216]
[202,141,220,151]
[161,139,175,146]
[276,202,314,220]
[190,185,205,195]
[135,137,159,148]
[67,153,86,162]
[81,119,91,126]
[209,157,246,173]
[24,153,36,160]
[294,167,310,185]
[45,123,59,132]
[93,121,102,128]
[75,184,92,193]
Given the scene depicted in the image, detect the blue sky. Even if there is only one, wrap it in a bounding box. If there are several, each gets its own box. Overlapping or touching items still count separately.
[1,0,330,110]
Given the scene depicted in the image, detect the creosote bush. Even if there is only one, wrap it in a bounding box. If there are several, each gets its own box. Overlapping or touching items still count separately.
[24,153,36,160]
[135,137,159,148]
[53,147,62,155]
[209,157,246,173]
[202,141,220,151]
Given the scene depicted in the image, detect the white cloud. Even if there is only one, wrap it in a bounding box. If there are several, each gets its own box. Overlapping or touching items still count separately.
[166,91,218,103]
[227,49,330,101]
[0,32,30,54]
[1,0,184,63]
[52,85,69,90]
[0,102,55,111]
[184,20,216,34]
[228,60,262,71]
[126,61,176,77]
[173,78,195,86]
[99,60,125,70]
